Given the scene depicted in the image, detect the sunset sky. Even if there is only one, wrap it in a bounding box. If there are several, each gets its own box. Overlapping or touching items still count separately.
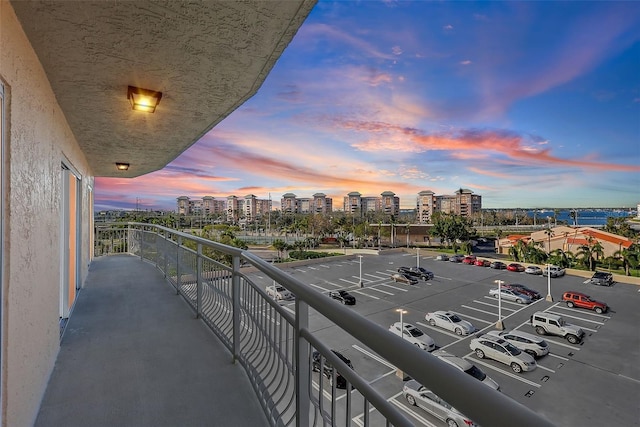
[95,1,640,212]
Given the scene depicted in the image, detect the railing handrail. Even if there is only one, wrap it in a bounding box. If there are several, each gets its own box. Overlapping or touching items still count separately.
[100,222,555,427]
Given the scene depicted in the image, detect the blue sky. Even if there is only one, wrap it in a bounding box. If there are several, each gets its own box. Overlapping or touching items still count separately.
[95,1,640,211]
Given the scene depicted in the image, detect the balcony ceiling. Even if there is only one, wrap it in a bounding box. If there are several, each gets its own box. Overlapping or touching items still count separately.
[11,0,316,177]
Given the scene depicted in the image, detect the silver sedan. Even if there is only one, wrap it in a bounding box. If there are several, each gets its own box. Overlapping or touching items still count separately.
[424,311,475,336]
[489,288,531,304]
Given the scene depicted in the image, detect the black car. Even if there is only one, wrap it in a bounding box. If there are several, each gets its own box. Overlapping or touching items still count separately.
[490,261,507,269]
[397,266,434,281]
[503,283,541,300]
[587,271,614,286]
[311,350,354,388]
[328,290,356,305]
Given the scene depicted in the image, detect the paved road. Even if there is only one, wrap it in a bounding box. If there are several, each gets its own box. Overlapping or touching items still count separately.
[248,251,640,427]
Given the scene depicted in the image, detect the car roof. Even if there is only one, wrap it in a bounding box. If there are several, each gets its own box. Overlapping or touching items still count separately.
[563,291,590,297]
[432,350,472,370]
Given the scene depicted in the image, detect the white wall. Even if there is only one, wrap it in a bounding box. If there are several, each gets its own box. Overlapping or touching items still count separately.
[0,3,93,426]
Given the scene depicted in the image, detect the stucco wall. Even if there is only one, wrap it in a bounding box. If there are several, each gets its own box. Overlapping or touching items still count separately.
[1,3,93,426]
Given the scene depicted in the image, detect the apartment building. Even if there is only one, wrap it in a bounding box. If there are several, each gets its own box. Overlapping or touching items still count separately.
[225,195,272,223]
[417,188,482,223]
[280,193,333,214]
[177,196,226,216]
[343,191,400,217]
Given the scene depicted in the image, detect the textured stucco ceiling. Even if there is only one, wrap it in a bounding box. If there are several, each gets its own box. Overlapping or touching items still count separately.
[11,0,316,177]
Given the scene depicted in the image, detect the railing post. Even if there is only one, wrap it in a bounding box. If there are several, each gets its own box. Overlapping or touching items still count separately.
[231,255,241,363]
[196,243,202,319]
[295,299,310,427]
[176,235,182,295]
[162,230,168,279]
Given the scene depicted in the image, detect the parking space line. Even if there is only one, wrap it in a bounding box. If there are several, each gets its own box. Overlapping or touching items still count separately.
[472,300,517,312]
[464,355,542,388]
[390,398,439,427]
[294,268,306,273]
[552,305,611,320]
[351,276,373,283]
[308,283,331,292]
[416,321,462,339]
[535,364,555,373]
[377,283,409,292]
[433,275,453,281]
[325,281,346,288]
[364,273,388,280]
[459,306,499,323]
[339,278,362,286]
[481,296,528,307]
[348,289,380,300]
[307,266,317,270]
[352,345,396,369]
[319,265,331,268]
[365,286,395,295]
[547,353,569,361]
[546,309,607,325]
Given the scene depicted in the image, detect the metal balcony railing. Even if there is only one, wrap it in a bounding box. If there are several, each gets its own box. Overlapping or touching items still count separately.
[94,223,555,427]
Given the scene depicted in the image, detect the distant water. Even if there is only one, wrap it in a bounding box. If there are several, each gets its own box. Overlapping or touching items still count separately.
[525,209,636,226]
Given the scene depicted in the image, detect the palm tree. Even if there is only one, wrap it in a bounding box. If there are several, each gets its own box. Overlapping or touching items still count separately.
[577,237,604,271]
[614,245,640,276]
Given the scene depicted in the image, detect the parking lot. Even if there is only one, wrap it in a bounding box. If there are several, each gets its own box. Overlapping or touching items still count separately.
[248,251,640,427]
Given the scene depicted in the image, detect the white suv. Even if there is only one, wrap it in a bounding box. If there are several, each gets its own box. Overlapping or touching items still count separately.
[266,284,293,300]
[530,311,584,344]
[486,330,549,358]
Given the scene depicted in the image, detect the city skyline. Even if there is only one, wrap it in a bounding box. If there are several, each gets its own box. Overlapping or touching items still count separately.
[94,1,640,212]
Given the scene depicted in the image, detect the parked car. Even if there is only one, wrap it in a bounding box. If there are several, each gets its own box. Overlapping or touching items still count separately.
[388,322,436,351]
[435,254,449,261]
[390,273,418,285]
[486,330,549,358]
[470,334,537,373]
[448,254,465,263]
[403,380,479,427]
[524,265,543,275]
[542,265,565,278]
[530,311,584,344]
[474,258,490,267]
[586,271,614,286]
[425,311,475,336]
[507,263,525,272]
[409,266,435,280]
[328,290,356,305]
[502,283,541,300]
[398,266,433,281]
[562,291,607,314]
[489,288,531,304]
[490,261,507,269]
[431,350,500,390]
[311,350,353,389]
[266,284,293,301]
[462,255,477,265]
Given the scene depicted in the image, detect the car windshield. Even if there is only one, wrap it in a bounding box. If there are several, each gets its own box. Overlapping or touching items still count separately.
[339,291,348,296]
[504,342,521,355]
[449,314,461,322]
[465,365,486,381]
[408,328,423,337]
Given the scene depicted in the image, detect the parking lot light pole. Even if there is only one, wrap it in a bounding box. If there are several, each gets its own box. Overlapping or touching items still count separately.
[358,255,363,287]
[395,308,409,379]
[545,263,553,302]
[494,279,505,330]
[416,248,420,269]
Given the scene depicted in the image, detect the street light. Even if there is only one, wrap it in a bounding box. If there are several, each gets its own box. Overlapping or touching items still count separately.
[546,264,553,301]
[494,279,505,330]
[395,308,408,339]
[358,255,363,288]
[416,247,420,269]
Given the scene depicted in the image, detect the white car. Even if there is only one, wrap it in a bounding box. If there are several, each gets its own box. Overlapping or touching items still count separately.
[524,265,542,275]
[435,254,449,261]
[389,322,436,351]
[486,329,549,358]
[425,311,475,336]
[266,284,293,300]
[542,265,566,278]
[403,380,478,427]
[431,350,500,390]
[470,334,537,373]
[489,288,531,304]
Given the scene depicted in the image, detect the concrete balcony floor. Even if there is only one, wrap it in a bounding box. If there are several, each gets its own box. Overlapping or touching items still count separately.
[36,255,268,427]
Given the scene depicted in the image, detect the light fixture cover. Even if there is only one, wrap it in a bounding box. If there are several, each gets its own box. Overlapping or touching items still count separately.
[127,86,162,113]
[116,162,130,171]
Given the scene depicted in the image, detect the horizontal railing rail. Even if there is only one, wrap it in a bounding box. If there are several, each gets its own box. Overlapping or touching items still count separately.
[95,223,555,427]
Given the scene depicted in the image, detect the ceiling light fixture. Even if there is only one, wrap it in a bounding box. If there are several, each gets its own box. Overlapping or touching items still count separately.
[127,85,162,113]
[116,162,130,171]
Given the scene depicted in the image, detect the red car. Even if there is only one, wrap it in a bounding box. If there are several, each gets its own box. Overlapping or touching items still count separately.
[462,256,477,265]
[507,263,525,272]
[562,291,607,314]
[474,259,490,267]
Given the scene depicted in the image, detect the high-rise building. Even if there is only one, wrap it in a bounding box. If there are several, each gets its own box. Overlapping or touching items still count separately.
[417,188,482,223]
